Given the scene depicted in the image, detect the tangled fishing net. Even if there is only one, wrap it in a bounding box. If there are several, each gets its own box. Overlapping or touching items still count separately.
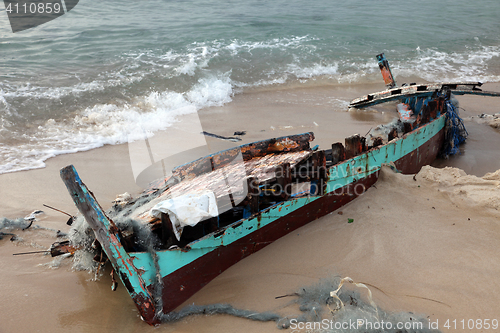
[151,275,440,332]
[442,99,468,157]
[0,217,29,237]
[0,214,64,246]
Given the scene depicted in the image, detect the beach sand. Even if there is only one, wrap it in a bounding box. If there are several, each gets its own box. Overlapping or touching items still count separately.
[1,82,499,332]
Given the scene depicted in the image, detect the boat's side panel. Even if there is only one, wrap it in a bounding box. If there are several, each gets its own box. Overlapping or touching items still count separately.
[158,174,379,313]
[327,114,445,190]
[130,196,322,285]
[132,115,447,282]
[130,115,446,315]
[394,125,444,174]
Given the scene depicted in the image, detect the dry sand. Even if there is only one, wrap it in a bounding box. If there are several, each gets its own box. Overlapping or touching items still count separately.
[0,82,499,332]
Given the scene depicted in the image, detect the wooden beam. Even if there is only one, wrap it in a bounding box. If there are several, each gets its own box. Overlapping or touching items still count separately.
[60,165,159,325]
[345,135,363,159]
[246,176,260,215]
[331,142,345,165]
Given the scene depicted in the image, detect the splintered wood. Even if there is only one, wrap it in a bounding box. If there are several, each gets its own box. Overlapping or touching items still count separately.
[133,150,312,223]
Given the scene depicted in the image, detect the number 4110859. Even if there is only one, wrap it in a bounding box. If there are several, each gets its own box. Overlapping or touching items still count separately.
[443,319,498,330]
[5,2,62,14]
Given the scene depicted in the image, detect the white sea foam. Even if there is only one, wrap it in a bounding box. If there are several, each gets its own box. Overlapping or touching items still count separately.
[0,75,234,174]
[215,35,318,53]
[286,62,339,79]
[395,46,500,83]
[1,36,500,175]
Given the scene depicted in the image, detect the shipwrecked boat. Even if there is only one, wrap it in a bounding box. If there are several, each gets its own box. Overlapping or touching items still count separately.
[58,54,500,325]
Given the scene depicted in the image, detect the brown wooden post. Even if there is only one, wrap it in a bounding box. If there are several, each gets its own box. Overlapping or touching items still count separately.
[331,142,345,165]
[316,151,327,195]
[345,134,363,159]
[388,128,398,141]
[247,176,260,214]
[372,137,384,148]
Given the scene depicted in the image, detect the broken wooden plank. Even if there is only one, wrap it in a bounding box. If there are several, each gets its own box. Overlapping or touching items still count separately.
[349,81,500,109]
[172,132,314,180]
[388,128,398,141]
[371,137,384,148]
[247,177,260,215]
[345,135,363,159]
[331,142,346,165]
[60,165,158,325]
[311,150,327,195]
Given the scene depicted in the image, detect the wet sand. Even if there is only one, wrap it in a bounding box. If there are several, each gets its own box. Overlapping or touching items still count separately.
[1,82,499,332]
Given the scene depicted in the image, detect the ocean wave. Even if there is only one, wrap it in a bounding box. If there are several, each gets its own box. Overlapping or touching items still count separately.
[2,36,500,174]
[3,38,498,106]
[0,75,233,174]
[286,62,339,79]
[394,45,500,82]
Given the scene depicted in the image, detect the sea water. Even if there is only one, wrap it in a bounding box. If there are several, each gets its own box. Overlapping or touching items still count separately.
[1,0,500,174]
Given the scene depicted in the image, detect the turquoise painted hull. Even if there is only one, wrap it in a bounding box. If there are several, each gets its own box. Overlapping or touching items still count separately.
[61,101,449,325]
[127,113,446,318]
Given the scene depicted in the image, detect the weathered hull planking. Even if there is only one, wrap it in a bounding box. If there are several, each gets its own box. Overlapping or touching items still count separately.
[58,52,498,326]
[125,114,446,320]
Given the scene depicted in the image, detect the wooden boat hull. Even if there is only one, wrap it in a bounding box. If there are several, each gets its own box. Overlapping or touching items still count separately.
[156,173,380,314]
[128,114,446,319]
[58,53,494,324]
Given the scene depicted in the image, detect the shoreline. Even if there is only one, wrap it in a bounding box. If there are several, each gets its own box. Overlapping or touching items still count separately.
[0,81,393,220]
[1,81,499,220]
[0,81,499,333]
